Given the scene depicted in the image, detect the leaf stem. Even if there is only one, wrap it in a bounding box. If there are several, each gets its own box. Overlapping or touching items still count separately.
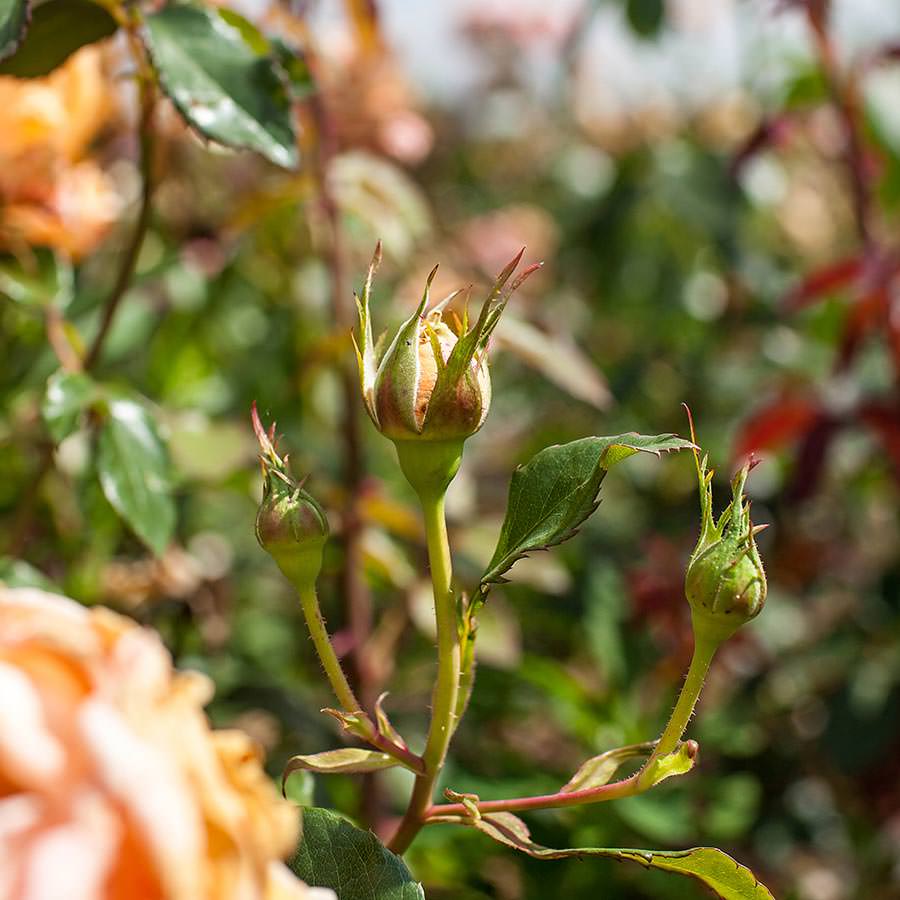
[427,772,641,819]
[388,491,460,854]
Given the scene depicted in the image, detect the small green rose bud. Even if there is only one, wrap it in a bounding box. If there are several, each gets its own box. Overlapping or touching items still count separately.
[685,438,767,645]
[251,403,328,591]
[353,243,540,496]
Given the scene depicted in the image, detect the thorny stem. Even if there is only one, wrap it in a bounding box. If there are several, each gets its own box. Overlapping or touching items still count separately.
[297,586,423,774]
[388,492,460,854]
[297,586,362,715]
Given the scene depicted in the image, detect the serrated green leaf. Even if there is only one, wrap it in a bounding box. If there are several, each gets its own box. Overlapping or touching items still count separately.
[0,0,117,78]
[143,5,299,169]
[97,397,175,556]
[42,370,95,443]
[461,812,773,900]
[480,433,694,594]
[0,0,28,62]
[284,748,399,778]
[0,249,73,308]
[288,807,425,900]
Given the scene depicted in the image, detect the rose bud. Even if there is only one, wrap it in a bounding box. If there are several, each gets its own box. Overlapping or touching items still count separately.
[685,450,768,645]
[252,403,328,591]
[353,243,541,497]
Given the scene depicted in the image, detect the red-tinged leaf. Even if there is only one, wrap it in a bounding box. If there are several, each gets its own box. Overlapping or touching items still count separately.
[734,396,820,460]
[784,416,840,502]
[887,307,900,377]
[859,402,900,475]
[836,287,887,370]
[783,256,863,310]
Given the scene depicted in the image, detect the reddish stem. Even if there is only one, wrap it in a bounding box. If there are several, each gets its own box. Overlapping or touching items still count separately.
[426,773,641,819]
[806,9,873,246]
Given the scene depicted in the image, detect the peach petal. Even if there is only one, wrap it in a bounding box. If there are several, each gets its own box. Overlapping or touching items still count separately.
[0,663,66,788]
[79,700,204,900]
[22,791,118,900]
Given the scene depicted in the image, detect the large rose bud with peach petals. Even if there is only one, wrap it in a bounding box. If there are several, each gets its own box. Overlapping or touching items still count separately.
[0,587,334,900]
[353,244,541,497]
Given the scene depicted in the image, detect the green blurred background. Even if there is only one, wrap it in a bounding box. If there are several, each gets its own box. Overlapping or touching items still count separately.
[2,0,900,897]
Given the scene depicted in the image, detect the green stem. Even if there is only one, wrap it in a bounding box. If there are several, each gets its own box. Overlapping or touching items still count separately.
[388,491,460,854]
[298,586,362,715]
[84,18,156,370]
[420,493,460,770]
[650,635,718,762]
[297,587,424,773]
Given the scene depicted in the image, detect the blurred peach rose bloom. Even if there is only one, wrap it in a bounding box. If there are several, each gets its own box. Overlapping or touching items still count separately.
[0,587,334,900]
[0,47,121,259]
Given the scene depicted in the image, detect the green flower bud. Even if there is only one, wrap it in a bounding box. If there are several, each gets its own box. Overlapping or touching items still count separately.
[685,445,767,645]
[353,243,540,496]
[251,403,328,590]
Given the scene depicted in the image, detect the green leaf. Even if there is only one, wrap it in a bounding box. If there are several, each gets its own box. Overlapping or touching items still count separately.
[42,370,95,443]
[143,5,299,169]
[271,37,315,102]
[461,813,774,900]
[636,740,700,791]
[96,397,175,556]
[0,0,117,78]
[480,433,694,595]
[626,0,665,38]
[288,807,425,900]
[560,741,655,793]
[283,768,315,808]
[0,0,27,62]
[284,748,400,778]
[0,557,58,591]
[0,249,73,308]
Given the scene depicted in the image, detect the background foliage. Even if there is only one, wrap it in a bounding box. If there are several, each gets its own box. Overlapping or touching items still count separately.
[2,0,899,897]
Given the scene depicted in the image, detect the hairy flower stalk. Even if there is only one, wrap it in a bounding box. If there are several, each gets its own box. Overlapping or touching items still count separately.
[644,417,768,774]
[252,405,424,776]
[252,403,360,716]
[354,245,541,852]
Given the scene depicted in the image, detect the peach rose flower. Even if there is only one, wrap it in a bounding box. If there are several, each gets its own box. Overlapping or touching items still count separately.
[0,587,334,900]
[0,47,120,259]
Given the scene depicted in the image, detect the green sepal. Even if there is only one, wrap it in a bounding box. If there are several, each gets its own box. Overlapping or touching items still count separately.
[371,267,435,438]
[353,241,382,425]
